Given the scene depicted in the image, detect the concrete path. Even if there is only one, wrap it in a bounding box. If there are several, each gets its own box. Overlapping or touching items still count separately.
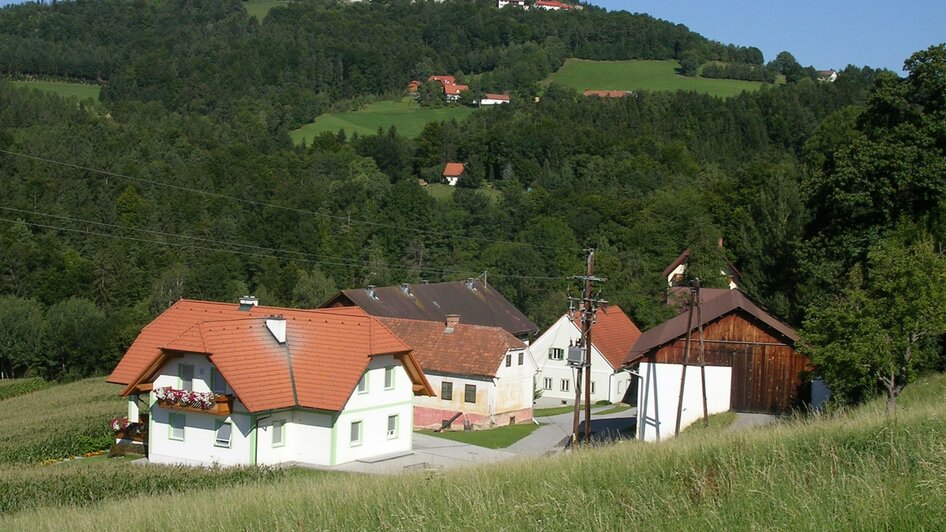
[727,412,778,432]
[508,405,638,456]
[325,433,516,475]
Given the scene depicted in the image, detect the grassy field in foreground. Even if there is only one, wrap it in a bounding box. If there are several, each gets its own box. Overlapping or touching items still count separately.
[0,377,51,401]
[545,59,767,98]
[10,80,100,101]
[7,374,945,530]
[291,99,475,143]
[243,0,288,20]
[0,377,124,464]
[420,422,541,449]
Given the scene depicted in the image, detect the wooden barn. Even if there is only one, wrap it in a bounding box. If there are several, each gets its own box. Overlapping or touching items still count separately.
[625,288,810,441]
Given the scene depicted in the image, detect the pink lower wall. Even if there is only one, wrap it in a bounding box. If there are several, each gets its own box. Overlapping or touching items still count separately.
[414,406,533,430]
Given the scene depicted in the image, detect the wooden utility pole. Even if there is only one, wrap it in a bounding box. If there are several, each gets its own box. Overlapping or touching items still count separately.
[571,363,582,443]
[568,249,605,445]
[696,280,709,428]
[674,286,695,437]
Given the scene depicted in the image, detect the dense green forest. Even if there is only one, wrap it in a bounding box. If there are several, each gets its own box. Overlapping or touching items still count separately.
[1,0,944,408]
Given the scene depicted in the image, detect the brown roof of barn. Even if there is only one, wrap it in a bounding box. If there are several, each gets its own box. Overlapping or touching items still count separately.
[109,300,433,413]
[625,289,798,365]
[322,280,538,337]
[378,317,524,378]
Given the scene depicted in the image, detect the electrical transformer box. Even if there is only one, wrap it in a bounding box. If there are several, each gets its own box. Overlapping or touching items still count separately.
[567,346,584,365]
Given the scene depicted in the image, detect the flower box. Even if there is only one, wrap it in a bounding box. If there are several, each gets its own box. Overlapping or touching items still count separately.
[156,393,233,416]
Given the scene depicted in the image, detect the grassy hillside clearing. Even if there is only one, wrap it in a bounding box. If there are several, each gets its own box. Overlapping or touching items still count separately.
[0,377,124,464]
[9,80,100,101]
[243,0,289,21]
[5,374,946,529]
[290,99,475,143]
[423,183,503,202]
[545,59,768,98]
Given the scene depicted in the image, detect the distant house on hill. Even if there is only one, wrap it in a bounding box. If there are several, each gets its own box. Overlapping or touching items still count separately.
[531,305,642,404]
[816,69,838,82]
[428,75,457,85]
[379,316,536,429]
[320,280,538,341]
[497,0,529,8]
[442,162,466,186]
[479,93,511,106]
[443,83,470,102]
[406,80,423,93]
[535,0,579,10]
[583,90,629,98]
[663,244,741,290]
[107,299,434,467]
[625,289,812,441]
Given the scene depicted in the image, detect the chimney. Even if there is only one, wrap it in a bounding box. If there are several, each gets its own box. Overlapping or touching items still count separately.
[400,283,412,297]
[366,285,378,300]
[238,296,259,311]
[266,315,287,344]
[464,278,476,291]
[445,314,460,332]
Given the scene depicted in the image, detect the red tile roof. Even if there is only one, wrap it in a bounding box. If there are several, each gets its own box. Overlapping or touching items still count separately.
[407,80,422,92]
[428,75,456,85]
[443,162,465,177]
[443,84,469,96]
[109,300,433,413]
[572,305,641,369]
[483,93,510,101]
[536,0,575,9]
[378,317,525,378]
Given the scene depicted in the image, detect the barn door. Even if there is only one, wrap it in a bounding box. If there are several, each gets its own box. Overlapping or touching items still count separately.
[731,345,767,413]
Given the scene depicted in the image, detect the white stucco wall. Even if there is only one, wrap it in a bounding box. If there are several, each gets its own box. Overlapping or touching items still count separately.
[415,373,496,417]
[532,315,628,404]
[636,362,732,442]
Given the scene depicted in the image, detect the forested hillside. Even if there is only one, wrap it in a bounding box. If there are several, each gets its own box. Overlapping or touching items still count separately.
[1,0,944,406]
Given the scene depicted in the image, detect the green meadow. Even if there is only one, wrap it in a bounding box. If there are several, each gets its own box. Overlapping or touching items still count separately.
[243,0,289,21]
[9,80,100,101]
[291,99,475,144]
[545,59,768,98]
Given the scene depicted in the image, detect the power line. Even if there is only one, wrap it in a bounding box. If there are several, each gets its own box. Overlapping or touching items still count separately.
[0,148,566,252]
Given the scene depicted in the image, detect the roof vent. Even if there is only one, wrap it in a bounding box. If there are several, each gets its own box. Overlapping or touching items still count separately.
[366,285,378,300]
[266,315,287,344]
[464,278,477,291]
[400,283,412,297]
[445,314,460,333]
[239,296,259,311]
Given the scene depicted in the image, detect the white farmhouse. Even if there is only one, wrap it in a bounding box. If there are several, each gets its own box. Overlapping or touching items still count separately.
[479,93,511,106]
[379,316,536,429]
[531,305,641,405]
[108,300,433,467]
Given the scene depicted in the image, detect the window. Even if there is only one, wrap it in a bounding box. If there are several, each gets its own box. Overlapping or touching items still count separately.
[168,412,185,441]
[179,364,194,391]
[350,420,362,446]
[544,377,552,390]
[518,352,524,366]
[357,373,368,394]
[561,379,570,392]
[464,384,476,403]
[505,354,512,367]
[441,381,453,401]
[384,367,395,390]
[548,348,564,361]
[387,415,398,439]
[272,420,285,447]
[215,420,232,447]
[211,368,227,395]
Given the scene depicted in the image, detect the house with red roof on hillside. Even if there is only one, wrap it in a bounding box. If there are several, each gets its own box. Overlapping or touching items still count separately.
[378,316,536,429]
[107,297,433,467]
[479,93,511,106]
[442,162,466,186]
[530,305,642,405]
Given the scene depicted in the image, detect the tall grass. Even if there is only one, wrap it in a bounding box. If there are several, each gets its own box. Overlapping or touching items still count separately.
[0,377,124,463]
[5,374,946,530]
[0,377,51,401]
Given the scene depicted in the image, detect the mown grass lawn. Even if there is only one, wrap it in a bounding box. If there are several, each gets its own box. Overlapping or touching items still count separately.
[423,183,503,202]
[419,422,541,449]
[9,80,100,101]
[545,59,768,98]
[243,0,288,21]
[290,98,475,143]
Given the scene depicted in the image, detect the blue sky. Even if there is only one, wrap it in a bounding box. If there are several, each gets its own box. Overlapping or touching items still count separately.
[592,0,946,72]
[1,0,942,72]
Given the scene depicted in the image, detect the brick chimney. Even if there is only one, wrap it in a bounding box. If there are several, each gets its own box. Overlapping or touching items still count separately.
[445,314,460,332]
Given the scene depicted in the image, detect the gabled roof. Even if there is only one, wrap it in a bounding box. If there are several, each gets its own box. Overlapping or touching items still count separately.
[429,75,456,85]
[443,84,469,96]
[378,317,525,379]
[322,280,538,337]
[483,93,510,101]
[662,248,691,278]
[443,162,465,177]
[109,300,433,413]
[571,305,641,370]
[625,289,798,365]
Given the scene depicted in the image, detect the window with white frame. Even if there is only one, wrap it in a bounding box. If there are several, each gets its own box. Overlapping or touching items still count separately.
[272,420,285,447]
[357,373,368,394]
[169,412,185,441]
[350,420,362,446]
[544,377,552,390]
[387,415,398,439]
[215,420,232,447]
[505,354,512,367]
[561,379,570,392]
[548,348,564,361]
[384,367,395,390]
[179,364,194,391]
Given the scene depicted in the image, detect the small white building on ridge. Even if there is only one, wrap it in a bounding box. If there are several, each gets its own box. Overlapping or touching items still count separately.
[107,299,433,467]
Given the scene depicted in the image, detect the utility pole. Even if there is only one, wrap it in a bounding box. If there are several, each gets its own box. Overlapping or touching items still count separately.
[568,249,606,445]
[696,280,709,428]
[674,285,695,437]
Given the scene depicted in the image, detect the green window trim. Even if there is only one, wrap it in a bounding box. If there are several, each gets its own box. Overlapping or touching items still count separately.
[168,412,185,441]
[357,372,369,394]
[386,414,398,439]
[211,367,228,395]
[350,419,363,447]
[272,420,286,448]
